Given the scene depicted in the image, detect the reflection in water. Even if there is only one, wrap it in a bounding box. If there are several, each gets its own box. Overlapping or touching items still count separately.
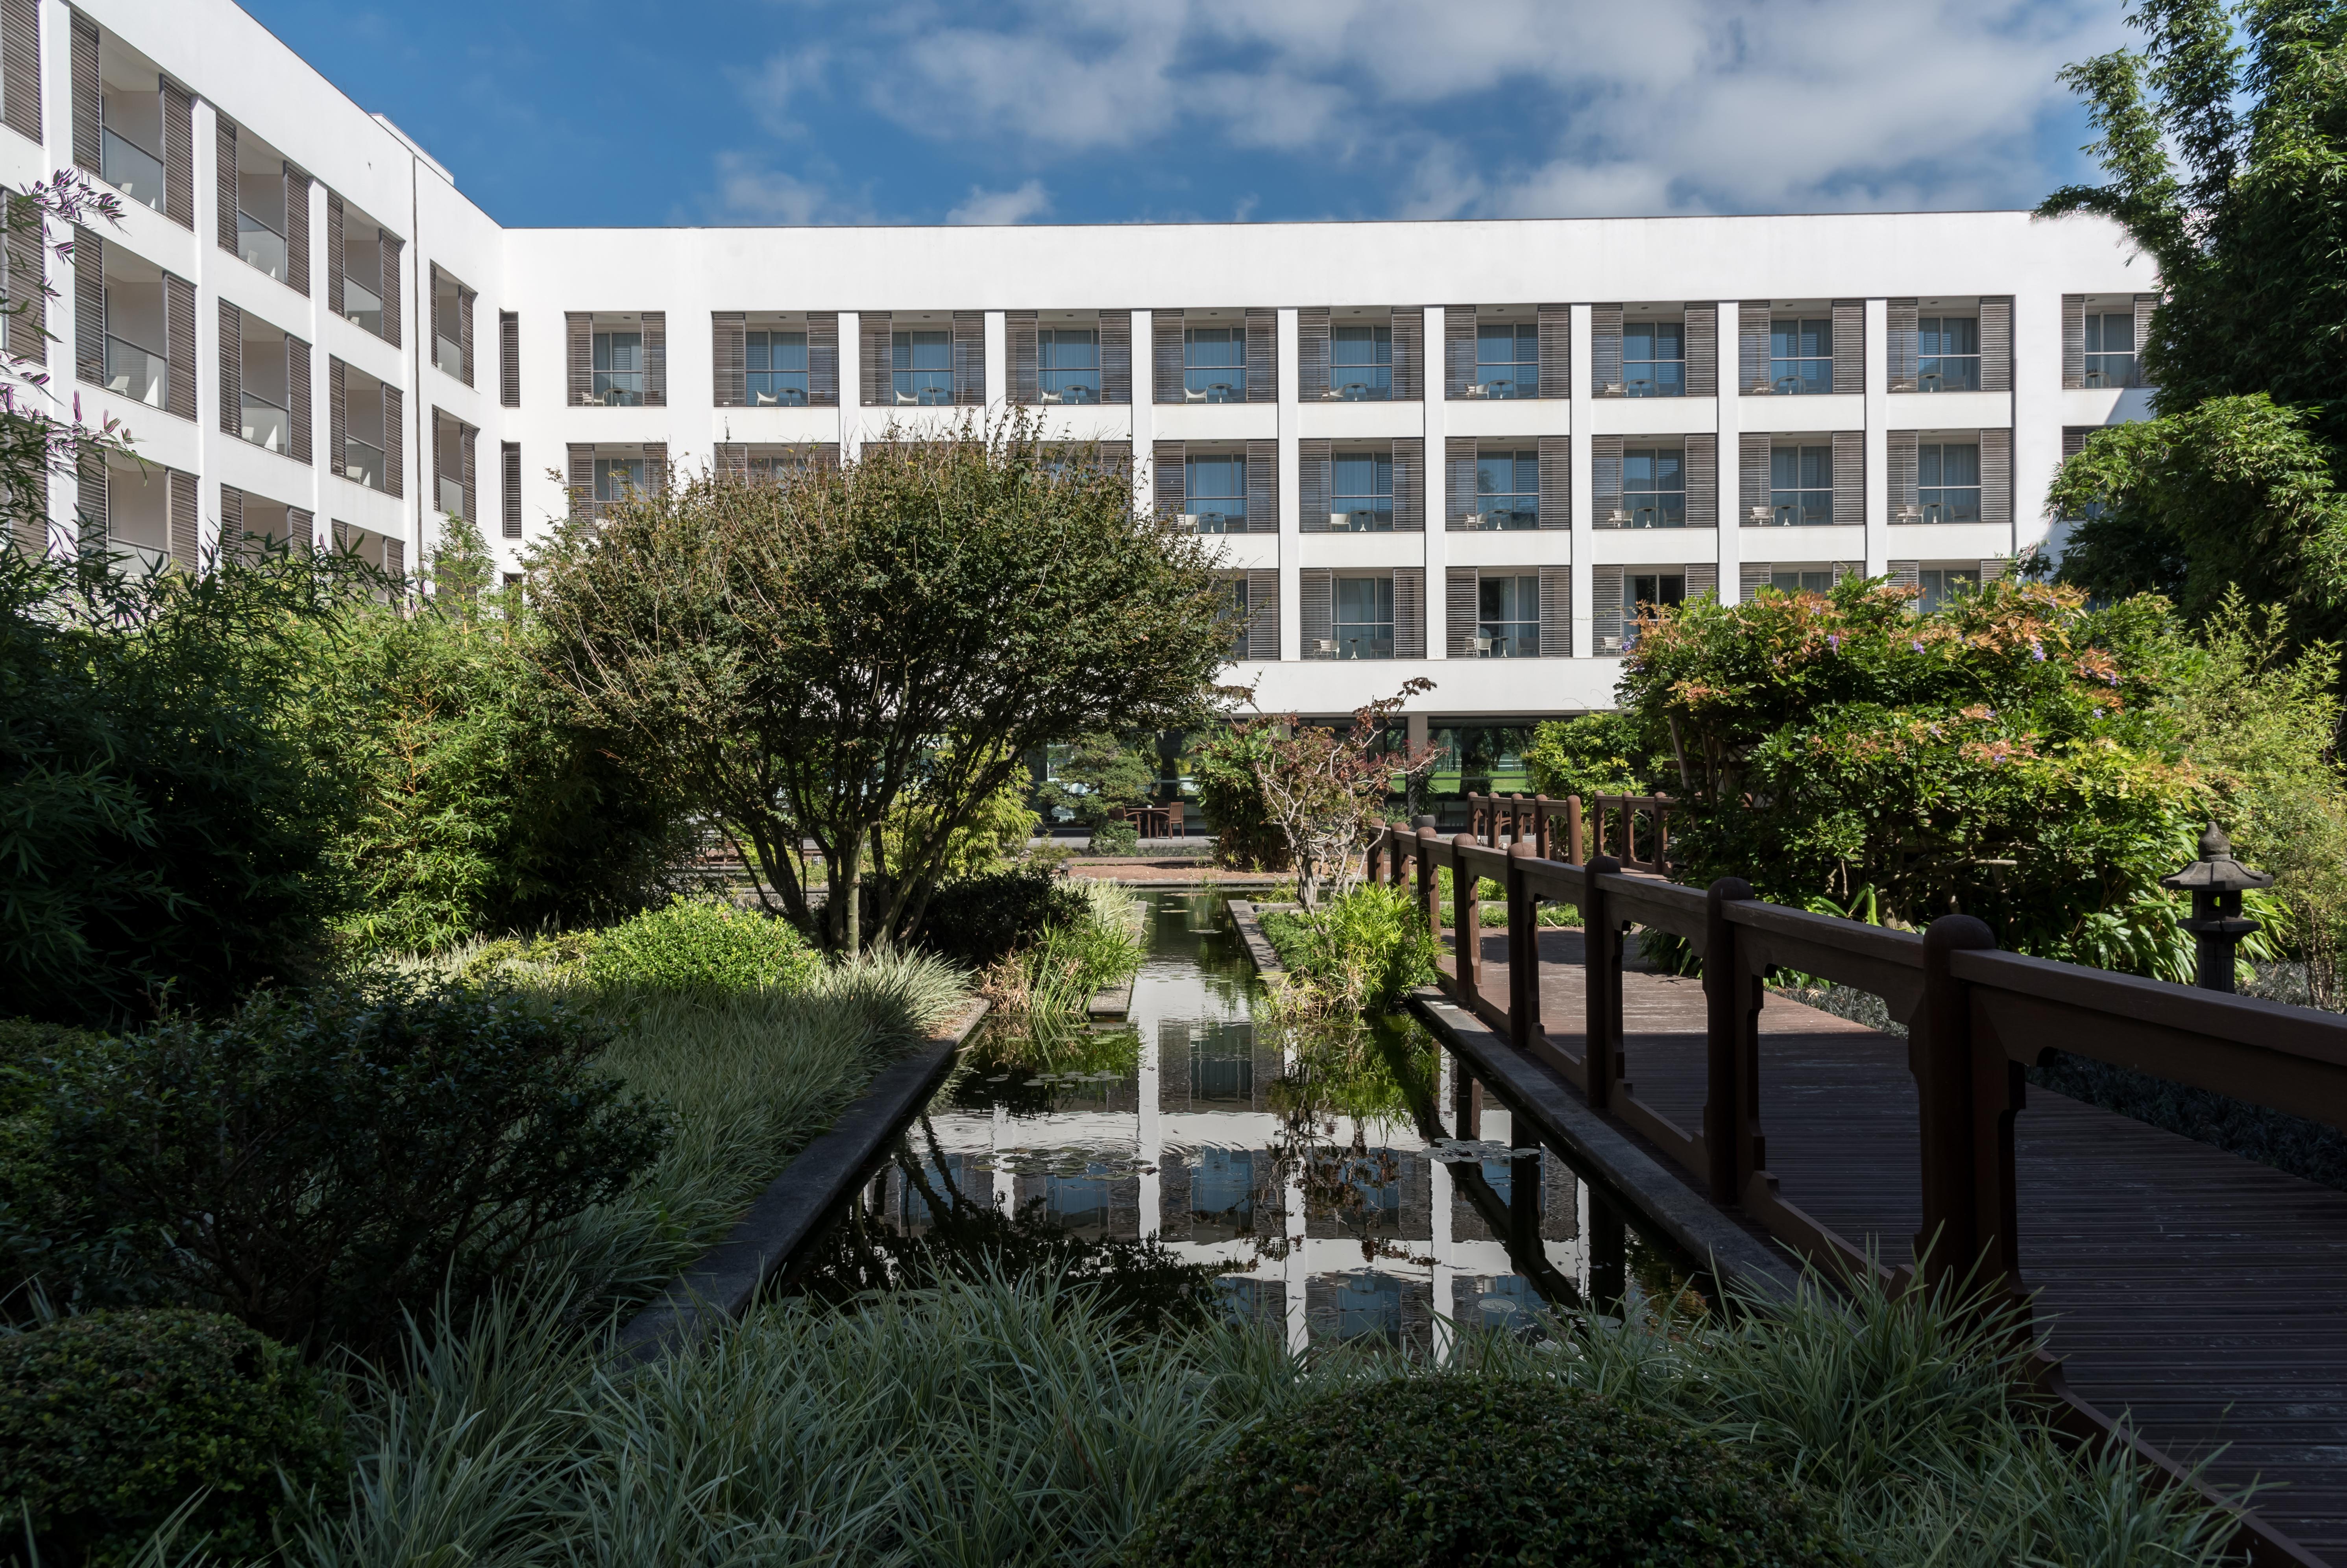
[828,888,1698,1350]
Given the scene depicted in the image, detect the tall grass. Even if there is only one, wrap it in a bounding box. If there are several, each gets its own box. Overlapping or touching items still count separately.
[979,878,1142,1018]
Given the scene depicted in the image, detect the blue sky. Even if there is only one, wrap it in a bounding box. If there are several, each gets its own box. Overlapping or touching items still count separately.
[239,0,2136,229]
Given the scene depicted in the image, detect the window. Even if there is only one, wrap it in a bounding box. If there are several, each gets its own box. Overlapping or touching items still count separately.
[1333,449,1393,530]
[1186,453,1246,533]
[1769,445,1833,525]
[2084,313,2138,387]
[238,330,289,452]
[1917,566,1980,613]
[1477,574,1539,657]
[1331,323,1392,400]
[1334,576,1394,659]
[1623,447,1685,528]
[101,78,166,212]
[1473,322,1536,399]
[1183,327,1244,400]
[1918,442,1981,524]
[1624,573,1685,648]
[1191,1147,1254,1220]
[1473,449,1537,530]
[592,331,643,406]
[1917,316,1979,392]
[747,453,806,484]
[1624,321,1685,397]
[1769,317,1832,395]
[1190,1023,1255,1103]
[340,222,387,336]
[1222,576,1251,660]
[748,330,809,405]
[1771,569,1836,593]
[593,457,645,503]
[234,155,288,281]
[1038,327,1099,403]
[892,329,952,404]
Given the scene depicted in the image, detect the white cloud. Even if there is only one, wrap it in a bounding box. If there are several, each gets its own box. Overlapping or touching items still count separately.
[946,178,1054,225]
[708,153,874,224]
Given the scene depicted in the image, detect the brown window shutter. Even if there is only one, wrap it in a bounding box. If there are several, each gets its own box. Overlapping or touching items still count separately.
[1444,436,1476,529]
[1979,297,2012,393]
[1,192,35,357]
[1979,556,2013,583]
[807,312,839,406]
[218,483,242,556]
[1446,567,1478,657]
[382,384,405,497]
[2133,294,2158,382]
[285,506,312,551]
[74,444,103,555]
[2061,296,2084,388]
[1245,438,1276,534]
[711,311,745,406]
[217,299,240,436]
[1392,568,1425,658]
[1683,303,1717,397]
[214,116,238,252]
[501,441,521,537]
[1006,310,1037,403]
[1392,307,1423,401]
[1592,565,1624,655]
[163,273,195,419]
[282,166,309,296]
[1739,302,1769,393]
[860,310,889,405]
[1830,300,1863,393]
[1887,299,1918,389]
[0,0,38,145]
[565,312,590,405]
[326,191,344,317]
[160,80,193,228]
[1245,568,1279,659]
[1539,566,1571,657]
[1739,561,1770,601]
[1739,433,1770,523]
[1296,307,1329,400]
[1684,434,1717,526]
[1980,428,2012,526]
[68,12,95,173]
[1298,438,1331,531]
[1890,560,1919,593]
[567,443,593,517]
[2062,426,2088,462]
[72,226,101,384]
[641,310,665,406]
[1151,308,1182,403]
[1099,310,1131,404]
[329,356,346,477]
[951,310,984,405]
[1536,304,1570,398]
[285,336,310,464]
[1592,435,1624,525]
[499,311,518,405]
[1685,563,1717,602]
[1299,568,1334,658]
[1831,430,1863,525]
[458,287,474,386]
[712,441,746,479]
[461,422,477,522]
[1591,304,1623,396]
[167,467,197,569]
[1538,435,1569,530]
[1392,437,1423,532]
[1888,430,1918,517]
[1152,439,1183,520]
[1442,306,1474,399]
[643,441,668,495]
[332,517,349,553]
[433,416,447,515]
[1245,308,1275,403]
[379,233,403,347]
[385,536,405,580]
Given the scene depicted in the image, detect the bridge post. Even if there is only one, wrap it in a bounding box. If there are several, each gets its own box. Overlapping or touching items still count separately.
[1387,824,1408,887]
[1564,794,1585,866]
[1703,878,1759,1206]
[1916,914,2008,1302]
[1452,834,1484,1001]
[1582,854,1624,1112]
[1416,826,1441,941]
[1365,824,1385,886]
[1507,840,1543,1058]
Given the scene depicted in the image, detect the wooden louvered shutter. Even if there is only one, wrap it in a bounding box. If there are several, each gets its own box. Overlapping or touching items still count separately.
[326,191,345,317]
[74,444,102,555]
[1684,303,1717,397]
[460,423,477,522]
[642,441,667,495]
[1685,563,1717,602]
[1980,556,2013,583]
[0,0,37,146]
[1152,309,1183,403]
[1100,310,1131,404]
[72,227,100,384]
[382,385,403,497]
[1887,299,1918,389]
[1979,297,2012,392]
[1446,567,1478,657]
[1392,568,1424,659]
[285,506,312,551]
[167,467,197,569]
[859,311,890,404]
[1685,434,1717,527]
[283,167,309,296]
[1539,566,1571,657]
[1593,565,1624,655]
[1443,307,1474,399]
[384,535,404,580]
[379,233,403,347]
[1592,436,1623,526]
[1739,302,1769,393]
[565,312,590,405]
[1392,438,1423,532]
[457,287,474,386]
[567,443,593,517]
[1591,304,1623,396]
[1,193,35,357]
[1246,438,1276,535]
[218,484,242,557]
[1979,428,2012,527]
[1831,430,1863,526]
[501,441,521,537]
[1890,560,1920,593]
[286,336,310,464]
[1299,438,1331,531]
[1245,308,1275,403]
[163,274,195,419]
[2062,426,2088,463]
[217,301,240,436]
[1536,304,1570,398]
[1097,441,1131,481]
[1445,436,1477,529]
[1538,435,1569,530]
[1739,433,1770,525]
[1830,300,1862,393]
[2133,294,2158,379]
[951,310,984,405]
[2061,296,2084,388]
[807,311,839,405]
[161,80,193,228]
[1299,568,1334,658]
[68,12,95,173]
[1245,568,1279,660]
[329,355,346,477]
[711,312,745,406]
[331,517,349,552]
[1006,310,1038,403]
[215,117,238,252]
[1392,308,1423,401]
[1888,431,1918,518]
[1153,439,1183,521]
[640,310,664,406]
[500,311,518,406]
[1297,308,1329,400]
[1739,561,1770,601]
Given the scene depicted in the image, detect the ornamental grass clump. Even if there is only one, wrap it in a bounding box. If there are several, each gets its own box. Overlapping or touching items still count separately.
[580,896,820,996]
[1260,883,1440,1014]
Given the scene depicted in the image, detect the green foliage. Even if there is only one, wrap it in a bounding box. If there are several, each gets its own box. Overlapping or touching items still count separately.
[883,755,1037,882]
[980,878,1142,1019]
[1036,730,1155,836]
[1190,726,1290,871]
[1,1309,346,1566]
[1526,711,1662,802]
[1260,884,1440,1013]
[912,866,1088,970]
[1129,1376,1852,1568]
[578,897,819,996]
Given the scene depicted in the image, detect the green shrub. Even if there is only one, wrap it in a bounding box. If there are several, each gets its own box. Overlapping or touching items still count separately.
[0,1309,345,1566]
[581,897,820,995]
[913,867,1088,969]
[1090,818,1142,856]
[1260,884,1440,1013]
[1525,711,1660,802]
[1129,1376,1851,1568]
[1190,726,1289,871]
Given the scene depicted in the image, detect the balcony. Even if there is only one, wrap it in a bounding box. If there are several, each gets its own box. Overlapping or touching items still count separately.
[1319,371,1392,402]
[341,436,384,491]
[238,392,289,453]
[1623,500,1685,529]
[1623,364,1685,397]
[891,373,952,406]
[438,474,465,519]
[238,211,287,282]
[747,371,808,406]
[1333,630,1395,660]
[588,373,643,408]
[1472,505,1537,531]
[1331,508,1393,532]
[1039,369,1100,404]
[1186,510,1244,534]
[110,537,169,574]
[435,332,464,379]
[1459,374,1532,400]
[343,279,384,337]
[1476,630,1538,658]
[1911,356,1980,393]
[102,128,165,212]
[104,336,166,406]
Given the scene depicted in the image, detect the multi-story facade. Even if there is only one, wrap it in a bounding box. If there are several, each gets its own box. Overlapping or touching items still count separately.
[13,0,2160,749]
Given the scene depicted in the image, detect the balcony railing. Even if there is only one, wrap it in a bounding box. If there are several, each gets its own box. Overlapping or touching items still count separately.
[1914,357,1980,393]
[1039,369,1100,404]
[238,392,288,453]
[1187,509,1244,534]
[1623,500,1686,529]
[343,279,384,337]
[109,536,169,574]
[435,332,464,379]
[747,372,808,406]
[1473,504,1537,531]
[104,336,166,406]
[588,372,643,407]
[1332,508,1393,532]
[341,436,384,491]
[1334,630,1395,660]
[1476,630,1538,658]
[1464,370,1534,400]
[102,128,165,212]
[1321,371,1393,401]
[438,474,466,518]
[1624,364,1685,397]
[1182,369,1244,402]
[237,211,287,282]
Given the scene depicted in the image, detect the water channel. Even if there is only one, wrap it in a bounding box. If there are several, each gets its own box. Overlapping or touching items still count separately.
[799,887,1700,1349]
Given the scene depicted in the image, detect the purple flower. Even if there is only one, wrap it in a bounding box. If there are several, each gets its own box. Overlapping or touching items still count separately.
[2030,641,2046,662]
[1827,633,1840,649]
[1911,639,1924,653]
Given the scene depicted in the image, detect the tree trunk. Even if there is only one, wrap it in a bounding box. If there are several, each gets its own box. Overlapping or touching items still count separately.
[830,835,863,954]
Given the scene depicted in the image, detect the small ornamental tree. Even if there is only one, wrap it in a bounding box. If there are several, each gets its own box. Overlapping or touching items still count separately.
[1233,681,1438,909]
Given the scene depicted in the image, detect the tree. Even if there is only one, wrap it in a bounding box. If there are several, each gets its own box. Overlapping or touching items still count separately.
[1523,711,1660,803]
[1035,731,1154,852]
[529,414,1229,951]
[1232,683,1438,910]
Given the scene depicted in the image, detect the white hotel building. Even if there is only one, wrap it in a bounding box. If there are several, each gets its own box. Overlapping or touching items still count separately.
[14,0,2158,748]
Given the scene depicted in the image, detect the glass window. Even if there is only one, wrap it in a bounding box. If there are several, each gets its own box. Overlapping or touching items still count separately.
[591,331,643,405]
[1189,1023,1255,1102]
[1332,449,1393,530]
[1331,323,1392,400]
[592,456,645,502]
[1222,577,1251,660]
[1916,316,1979,392]
[1191,1147,1255,1220]
[1623,447,1685,529]
[1623,321,1685,397]
[1624,573,1684,650]
[1334,576,1394,660]
[1769,445,1833,525]
[747,330,809,405]
[746,453,807,485]
[1186,453,1246,533]
[2084,313,2138,387]
[1183,327,1245,400]
[1473,449,1538,530]
[1769,317,1833,395]
[1477,574,1539,658]
[1473,322,1537,399]
[1038,327,1100,403]
[891,329,952,404]
[1770,569,1836,593]
[1918,442,1981,524]
[1917,566,1980,613]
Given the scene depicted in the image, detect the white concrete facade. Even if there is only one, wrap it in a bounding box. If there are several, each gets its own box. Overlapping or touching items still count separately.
[34,0,2161,724]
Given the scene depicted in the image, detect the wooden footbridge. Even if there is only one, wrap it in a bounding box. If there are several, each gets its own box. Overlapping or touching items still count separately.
[1372,797,2347,1566]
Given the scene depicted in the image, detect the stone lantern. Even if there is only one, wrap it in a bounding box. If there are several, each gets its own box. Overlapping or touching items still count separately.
[2159,823,2272,993]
